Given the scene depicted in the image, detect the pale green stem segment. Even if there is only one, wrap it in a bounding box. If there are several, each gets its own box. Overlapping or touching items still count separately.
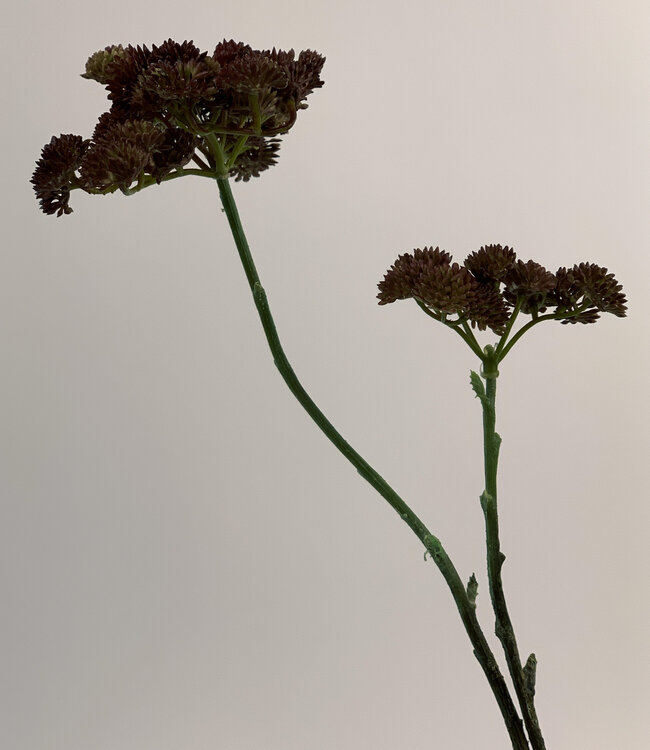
[215,174,530,750]
[475,349,546,750]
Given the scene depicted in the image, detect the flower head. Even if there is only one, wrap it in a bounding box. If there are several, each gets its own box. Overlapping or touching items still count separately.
[377,247,452,305]
[416,262,476,315]
[33,38,325,215]
[554,263,627,323]
[379,244,626,344]
[465,244,517,283]
[31,134,90,216]
[503,259,556,314]
[378,247,511,334]
[81,45,128,85]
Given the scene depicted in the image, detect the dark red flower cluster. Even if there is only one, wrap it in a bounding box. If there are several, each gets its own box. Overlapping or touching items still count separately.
[554,262,627,323]
[31,134,90,216]
[32,39,325,215]
[378,244,626,333]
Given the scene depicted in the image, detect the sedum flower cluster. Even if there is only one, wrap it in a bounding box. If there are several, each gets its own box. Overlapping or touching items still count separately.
[378,244,626,332]
[32,39,325,216]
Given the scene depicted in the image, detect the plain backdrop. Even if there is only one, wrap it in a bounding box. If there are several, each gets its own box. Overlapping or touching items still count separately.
[2,1,649,749]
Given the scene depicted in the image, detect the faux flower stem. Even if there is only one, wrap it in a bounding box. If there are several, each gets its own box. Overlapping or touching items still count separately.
[216,175,530,750]
[414,299,485,359]
[497,302,593,362]
[478,351,546,750]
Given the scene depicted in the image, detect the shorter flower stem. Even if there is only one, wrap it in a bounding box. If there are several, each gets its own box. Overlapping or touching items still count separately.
[460,320,484,359]
[205,133,228,176]
[497,303,594,362]
[495,299,523,358]
[479,354,546,750]
[414,300,486,360]
[225,136,251,170]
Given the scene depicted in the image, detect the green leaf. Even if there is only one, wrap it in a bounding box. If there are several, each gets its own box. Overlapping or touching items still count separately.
[470,370,487,404]
[523,653,537,697]
[466,573,479,608]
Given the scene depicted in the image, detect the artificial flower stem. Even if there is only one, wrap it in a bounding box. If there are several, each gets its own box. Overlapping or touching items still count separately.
[414,300,486,361]
[497,303,594,362]
[495,298,523,358]
[497,315,555,362]
[216,175,530,750]
[226,136,251,171]
[164,168,216,180]
[205,133,228,177]
[414,298,442,321]
[479,357,546,750]
[460,320,485,359]
[102,169,219,199]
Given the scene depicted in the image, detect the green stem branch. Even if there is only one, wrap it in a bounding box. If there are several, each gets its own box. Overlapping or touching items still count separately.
[495,298,523,358]
[497,303,593,362]
[414,300,486,360]
[479,356,546,750]
[460,320,485,359]
[216,175,529,750]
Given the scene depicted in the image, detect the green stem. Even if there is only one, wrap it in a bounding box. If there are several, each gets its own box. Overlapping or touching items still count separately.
[495,298,523,358]
[460,320,486,360]
[225,135,251,171]
[479,352,546,750]
[216,176,529,750]
[497,303,593,362]
[92,168,218,198]
[414,298,443,323]
[205,133,228,177]
[162,168,216,180]
[414,300,486,360]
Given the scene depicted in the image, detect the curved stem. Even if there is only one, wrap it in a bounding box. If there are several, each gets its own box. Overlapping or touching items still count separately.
[497,314,557,362]
[414,300,486,360]
[216,176,529,750]
[479,358,546,750]
[495,298,523,358]
[162,168,216,180]
[460,320,486,360]
[225,135,251,170]
[205,133,228,177]
[99,168,218,198]
[497,303,593,363]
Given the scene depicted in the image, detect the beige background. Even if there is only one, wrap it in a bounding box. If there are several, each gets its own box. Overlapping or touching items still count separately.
[2,1,649,748]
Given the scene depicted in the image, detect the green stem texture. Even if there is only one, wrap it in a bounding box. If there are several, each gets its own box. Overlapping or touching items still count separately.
[479,354,546,750]
[215,175,530,750]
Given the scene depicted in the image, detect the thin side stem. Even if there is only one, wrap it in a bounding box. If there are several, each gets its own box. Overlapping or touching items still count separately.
[460,320,485,360]
[226,135,251,170]
[215,176,529,750]
[497,303,593,362]
[479,355,546,750]
[414,300,486,360]
[495,298,523,358]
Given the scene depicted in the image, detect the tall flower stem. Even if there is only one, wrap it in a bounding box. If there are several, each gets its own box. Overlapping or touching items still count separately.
[216,175,530,750]
[478,349,546,750]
